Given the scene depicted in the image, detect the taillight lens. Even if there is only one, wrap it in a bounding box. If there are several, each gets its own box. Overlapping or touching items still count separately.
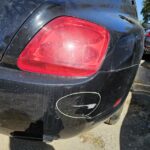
[17,16,110,77]
[146,32,150,37]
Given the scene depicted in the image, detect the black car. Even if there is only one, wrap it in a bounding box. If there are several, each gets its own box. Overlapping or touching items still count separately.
[0,0,144,141]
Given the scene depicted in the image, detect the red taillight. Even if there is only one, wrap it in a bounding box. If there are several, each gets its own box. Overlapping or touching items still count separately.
[113,98,121,108]
[146,32,150,37]
[17,16,110,77]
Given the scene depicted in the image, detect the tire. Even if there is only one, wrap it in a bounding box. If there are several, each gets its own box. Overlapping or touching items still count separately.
[143,54,150,62]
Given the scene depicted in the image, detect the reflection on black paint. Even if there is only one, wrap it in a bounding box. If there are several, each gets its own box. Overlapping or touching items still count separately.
[0,109,30,132]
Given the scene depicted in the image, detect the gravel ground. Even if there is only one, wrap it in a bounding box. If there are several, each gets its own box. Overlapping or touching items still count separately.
[0,61,149,150]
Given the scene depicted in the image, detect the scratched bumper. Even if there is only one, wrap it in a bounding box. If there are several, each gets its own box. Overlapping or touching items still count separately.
[0,65,138,140]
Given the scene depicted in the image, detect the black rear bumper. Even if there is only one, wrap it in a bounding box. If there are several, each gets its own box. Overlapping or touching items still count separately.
[0,65,138,140]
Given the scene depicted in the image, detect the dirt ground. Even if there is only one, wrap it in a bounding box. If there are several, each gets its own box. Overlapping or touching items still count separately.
[0,61,149,150]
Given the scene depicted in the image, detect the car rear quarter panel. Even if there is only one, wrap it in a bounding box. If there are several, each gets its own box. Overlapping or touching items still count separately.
[0,0,144,141]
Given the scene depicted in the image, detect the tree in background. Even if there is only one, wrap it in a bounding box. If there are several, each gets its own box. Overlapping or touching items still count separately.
[141,0,150,23]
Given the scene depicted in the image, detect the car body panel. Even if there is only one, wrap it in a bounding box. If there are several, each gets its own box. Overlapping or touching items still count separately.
[0,0,46,59]
[0,0,144,141]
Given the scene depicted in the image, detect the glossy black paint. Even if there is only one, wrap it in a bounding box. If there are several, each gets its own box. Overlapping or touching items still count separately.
[0,0,45,59]
[0,0,144,141]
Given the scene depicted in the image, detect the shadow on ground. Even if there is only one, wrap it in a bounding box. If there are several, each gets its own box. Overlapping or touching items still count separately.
[120,92,150,150]
[9,137,55,150]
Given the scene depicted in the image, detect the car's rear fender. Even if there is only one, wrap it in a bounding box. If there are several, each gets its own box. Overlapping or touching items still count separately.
[0,0,144,141]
